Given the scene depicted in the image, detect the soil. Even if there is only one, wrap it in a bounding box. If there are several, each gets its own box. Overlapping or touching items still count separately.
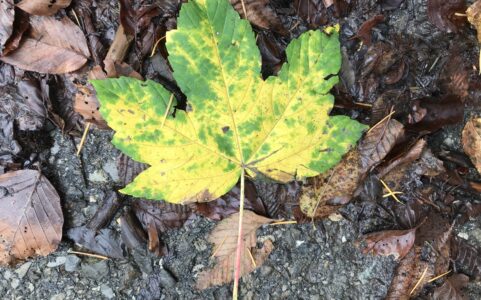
[1,0,481,299]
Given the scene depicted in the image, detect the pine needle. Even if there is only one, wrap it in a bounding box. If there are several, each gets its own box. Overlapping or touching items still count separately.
[428,270,451,283]
[68,250,108,260]
[379,179,403,204]
[246,247,256,268]
[270,220,297,226]
[410,266,428,295]
[76,122,91,156]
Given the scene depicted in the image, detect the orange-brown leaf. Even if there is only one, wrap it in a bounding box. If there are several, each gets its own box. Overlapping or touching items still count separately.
[362,228,416,260]
[17,0,71,16]
[462,118,481,174]
[0,170,63,265]
[196,211,274,289]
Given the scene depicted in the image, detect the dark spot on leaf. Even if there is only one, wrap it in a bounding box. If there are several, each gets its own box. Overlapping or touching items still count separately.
[222,126,230,133]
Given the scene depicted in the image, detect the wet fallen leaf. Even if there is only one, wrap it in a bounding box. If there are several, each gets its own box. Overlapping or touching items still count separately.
[0,169,63,265]
[439,50,469,100]
[230,0,287,35]
[451,238,481,278]
[0,0,14,53]
[362,228,416,260]
[358,117,404,172]
[256,31,285,76]
[67,193,125,259]
[355,15,385,46]
[406,95,464,135]
[427,0,466,33]
[295,0,327,28]
[1,16,90,74]
[468,0,481,43]
[386,247,434,299]
[432,274,469,300]
[2,8,29,56]
[462,118,481,174]
[378,139,426,178]
[299,150,364,218]
[196,211,274,289]
[17,0,71,16]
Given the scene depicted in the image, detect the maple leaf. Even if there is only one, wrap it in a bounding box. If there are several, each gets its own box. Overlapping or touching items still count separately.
[92,0,367,204]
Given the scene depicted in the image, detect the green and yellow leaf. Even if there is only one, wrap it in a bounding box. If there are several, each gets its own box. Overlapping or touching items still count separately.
[91,0,367,204]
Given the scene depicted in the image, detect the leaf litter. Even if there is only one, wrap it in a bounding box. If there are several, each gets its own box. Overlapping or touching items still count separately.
[0,0,481,298]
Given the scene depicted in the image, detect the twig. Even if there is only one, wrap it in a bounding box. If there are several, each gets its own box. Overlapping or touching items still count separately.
[410,266,428,295]
[68,250,108,260]
[76,122,91,156]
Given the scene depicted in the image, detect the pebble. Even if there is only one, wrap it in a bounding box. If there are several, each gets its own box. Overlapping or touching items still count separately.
[88,170,108,183]
[11,278,20,289]
[80,261,109,279]
[15,261,32,278]
[158,269,176,288]
[50,293,65,300]
[101,284,115,299]
[47,256,67,268]
[64,255,81,272]
[102,161,119,182]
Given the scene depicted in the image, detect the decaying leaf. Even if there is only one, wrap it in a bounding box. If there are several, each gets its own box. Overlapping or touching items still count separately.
[2,8,29,56]
[299,149,363,218]
[0,170,63,265]
[355,15,385,46]
[16,0,71,16]
[386,247,434,299]
[358,117,404,172]
[468,0,481,43]
[462,118,481,174]
[378,139,427,178]
[451,238,481,278]
[427,0,466,33]
[1,16,90,74]
[196,211,274,289]
[0,0,14,53]
[361,228,416,260]
[229,0,287,35]
[432,274,469,300]
[92,0,367,203]
[294,0,327,28]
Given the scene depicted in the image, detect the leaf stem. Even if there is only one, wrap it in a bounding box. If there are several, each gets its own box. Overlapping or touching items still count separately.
[232,168,245,300]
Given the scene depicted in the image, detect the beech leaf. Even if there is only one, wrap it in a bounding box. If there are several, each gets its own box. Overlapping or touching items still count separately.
[16,0,72,16]
[196,210,274,289]
[0,16,90,74]
[91,0,367,204]
[0,170,63,265]
[361,228,416,260]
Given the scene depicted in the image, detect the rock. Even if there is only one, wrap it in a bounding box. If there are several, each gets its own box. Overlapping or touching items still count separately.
[15,261,32,278]
[100,284,115,299]
[11,278,20,289]
[102,160,119,182]
[88,170,108,183]
[260,265,273,276]
[64,255,81,272]
[47,256,67,268]
[80,261,109,279]
[158,269,176,288]
[50,293,65,300]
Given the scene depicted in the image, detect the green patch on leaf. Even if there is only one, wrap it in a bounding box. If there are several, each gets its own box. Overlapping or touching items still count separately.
[91,0,368,204]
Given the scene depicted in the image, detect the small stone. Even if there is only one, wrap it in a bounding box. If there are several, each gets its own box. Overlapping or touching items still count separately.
[15,261,32,278]
[101,284,115,299]
[47,256,67,268]
[3,270,12,280]
[158,269,176,288]
[88,170,108,183]
[260,265,273,276]
[64,255,81,272]
[11,278,20,289]
[28,283,34,292]
[50,293,65,300]
[457,232,469,240]
[80,261,109,279]
[102,161,119,182]
[341,236,347,243]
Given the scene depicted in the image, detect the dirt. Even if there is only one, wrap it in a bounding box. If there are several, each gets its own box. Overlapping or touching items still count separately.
[2,0,481,299]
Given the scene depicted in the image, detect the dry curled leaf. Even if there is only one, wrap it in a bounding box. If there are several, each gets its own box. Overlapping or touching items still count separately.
[462,118,481,174]
[196,211,274,289]
[1,16,90,74]
[359,117,404,172]
[362,228,416,260]
[386,247,434,299]
[16,0,71,16]
[0,170,63,265]
[299,149,364,218]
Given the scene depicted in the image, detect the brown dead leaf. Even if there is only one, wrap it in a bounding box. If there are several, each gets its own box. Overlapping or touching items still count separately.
[432,274,469,300]
[1,16,89,74]
[3,8,29,56]
[230,0,287,35]
[196,211,274,289]
[355,15,385,46]
[468,0,481,43]
[359,117,404,172]
[378,139,427,178]
[17,0,71,16]
[427,0,466,33]
[362,228,416,260]
[299,149,364,218]
[0,169,63,265]
[386,247,434,299]
[0,0,14,53]
[462,118,481,174]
